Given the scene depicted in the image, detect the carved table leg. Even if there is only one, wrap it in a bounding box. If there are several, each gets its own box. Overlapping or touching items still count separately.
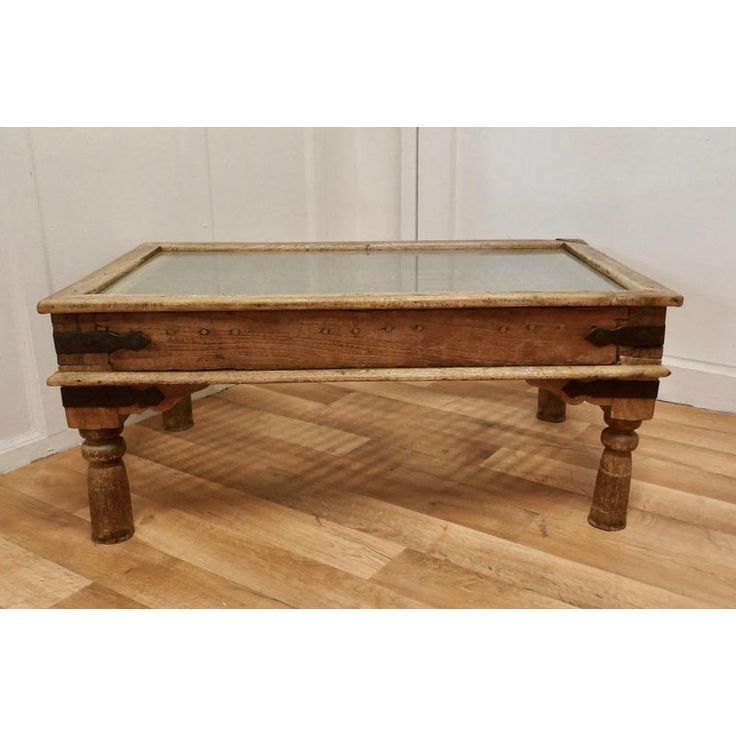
[162,394,193,432]
[61,384,206,543]
[588,408,642,531]
[79,425,135,544]
[536,388,566,423]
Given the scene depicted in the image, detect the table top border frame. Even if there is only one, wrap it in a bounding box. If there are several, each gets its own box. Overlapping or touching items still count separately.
[37,239,684,313]
[47,364,671,387]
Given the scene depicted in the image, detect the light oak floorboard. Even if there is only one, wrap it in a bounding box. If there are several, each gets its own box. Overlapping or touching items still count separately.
[0,480,287,609]
[53,582,147,609]
[0,534,89,608]
[373,549,574,609]
[1,381,735,608]
[53,451,405,580]
[483,448,736,535]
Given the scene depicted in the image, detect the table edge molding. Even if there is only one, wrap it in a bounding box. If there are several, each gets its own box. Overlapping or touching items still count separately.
[47,364,671,387]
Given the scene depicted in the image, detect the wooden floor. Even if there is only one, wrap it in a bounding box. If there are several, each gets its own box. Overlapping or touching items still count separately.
[1,380,735,608]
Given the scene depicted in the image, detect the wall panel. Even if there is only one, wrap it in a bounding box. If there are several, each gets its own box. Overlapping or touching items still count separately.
[312,127,404,240]
[418,127,736,411]
[30,127,213,291]
[0,127,413,470]
[0,260,32,443]
[208,128,312,241]
[0,128,72,464]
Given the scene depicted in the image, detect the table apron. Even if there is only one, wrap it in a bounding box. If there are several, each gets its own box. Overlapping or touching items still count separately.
[51,306,660,371]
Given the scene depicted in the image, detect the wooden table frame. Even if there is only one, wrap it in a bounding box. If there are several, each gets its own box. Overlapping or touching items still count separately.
[38,238,683,544]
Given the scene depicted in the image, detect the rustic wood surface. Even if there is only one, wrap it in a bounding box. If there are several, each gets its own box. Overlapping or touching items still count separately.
[1,380,734,608]
[162,395,194,432]
[36,239,684,313]
[40,290,683,313]
[79,426,134,544]
[559,241,677,293]
[62,307,627,371]
[536,388,567,423]
[48,364,670,387]
[588,410,642,531]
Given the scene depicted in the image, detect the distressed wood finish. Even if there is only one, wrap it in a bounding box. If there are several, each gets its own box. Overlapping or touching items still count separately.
[529,379,658,528]
[62,384,204,430]
[79,425,134,544]
[536,388,566,423]
[162,394,194,432]
[527,379,659,421]
[44,243,160,301]
[560,241,674,293]
[618,307,667,365]
[68,385,203,543]
[57,307,628,371]
[588,409,643,531]
[36,239,684,313]
[40,290,683,312]
[48,364,671,387]
[36,238,683,543]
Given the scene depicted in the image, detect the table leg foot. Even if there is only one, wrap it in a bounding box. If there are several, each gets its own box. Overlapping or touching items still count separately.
[536,388,566,423]
[162,394,194,432]
[80,426,135,544]
[588,409,641,531]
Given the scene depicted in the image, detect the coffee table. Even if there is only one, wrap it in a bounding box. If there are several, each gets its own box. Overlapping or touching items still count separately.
[38,239,683,544]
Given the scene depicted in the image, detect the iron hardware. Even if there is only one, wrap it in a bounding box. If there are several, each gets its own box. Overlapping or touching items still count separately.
[53,330,151,354]
[585,324,665,348]
[60,386,165,408]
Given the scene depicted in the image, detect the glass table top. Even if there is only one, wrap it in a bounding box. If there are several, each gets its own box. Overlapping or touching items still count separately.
[103,248,624,296]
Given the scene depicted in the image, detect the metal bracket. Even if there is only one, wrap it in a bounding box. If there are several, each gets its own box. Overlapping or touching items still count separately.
[585,324,665,348]
[563,380,660,400]
[61,386,165,408]
[53,330,151,354]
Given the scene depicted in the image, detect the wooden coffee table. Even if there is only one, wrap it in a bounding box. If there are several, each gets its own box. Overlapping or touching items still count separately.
[38,239,683,544]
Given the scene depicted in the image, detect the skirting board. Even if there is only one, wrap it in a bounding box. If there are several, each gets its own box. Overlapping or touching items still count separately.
[659,358,736,415]
[0,428,81,475]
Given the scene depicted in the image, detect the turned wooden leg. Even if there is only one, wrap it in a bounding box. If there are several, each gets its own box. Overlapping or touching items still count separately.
[536,388,566,423]
[588,408,641,531]
[162,394,193,432]
[79,425,134,544]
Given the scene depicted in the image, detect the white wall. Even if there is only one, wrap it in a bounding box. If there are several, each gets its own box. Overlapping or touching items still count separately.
[1,127,733,472]
[0,127,416,471]
[418,127,736,413]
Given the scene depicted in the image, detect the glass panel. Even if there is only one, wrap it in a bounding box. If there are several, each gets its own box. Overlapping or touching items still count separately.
[103,249,623,296]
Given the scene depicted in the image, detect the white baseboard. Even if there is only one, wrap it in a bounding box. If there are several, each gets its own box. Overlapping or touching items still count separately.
[0,384,230,475]
[660,357,736,414]
[0,428,81,474]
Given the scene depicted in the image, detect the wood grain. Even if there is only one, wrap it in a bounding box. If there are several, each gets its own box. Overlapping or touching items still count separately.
[53,583,147,609]
[162,394,194,432]
[2,379,733,608]
[0,535,89,608]
[560,241,679,294]
[66,307,627,371]
[47,364,671,387]
[37,239,684,312]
